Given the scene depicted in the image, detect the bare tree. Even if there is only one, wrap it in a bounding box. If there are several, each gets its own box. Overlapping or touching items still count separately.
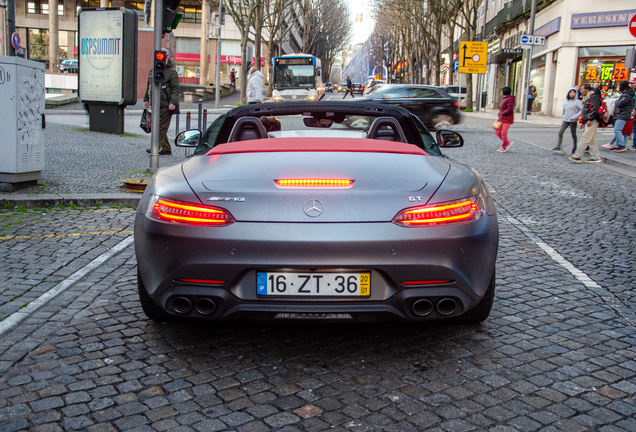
[224,0,261,100]
[263,0,295,95]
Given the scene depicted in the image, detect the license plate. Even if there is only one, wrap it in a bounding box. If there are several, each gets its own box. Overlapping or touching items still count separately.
[257,272,371,296]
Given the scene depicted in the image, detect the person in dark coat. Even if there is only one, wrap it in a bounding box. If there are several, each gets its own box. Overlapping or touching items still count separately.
[144,58,180,155]
[342,76,355,99]
[609,80,635,152]
[496,86,515,152]
[569,84,601,163]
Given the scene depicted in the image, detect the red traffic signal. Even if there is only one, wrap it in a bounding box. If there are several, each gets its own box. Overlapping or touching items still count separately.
[153,49,168,83]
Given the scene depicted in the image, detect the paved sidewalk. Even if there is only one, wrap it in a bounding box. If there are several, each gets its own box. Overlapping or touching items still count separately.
[461,111,636,172]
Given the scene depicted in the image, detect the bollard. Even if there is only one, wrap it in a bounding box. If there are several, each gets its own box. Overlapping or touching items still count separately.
[197,99,203,131]
[175,111,180,140]
[186,111,191,130]
[202,109,208,131]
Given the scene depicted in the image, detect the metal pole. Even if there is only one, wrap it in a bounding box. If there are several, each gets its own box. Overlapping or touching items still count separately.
[202,109,207,131]
[214,0,222,108]
[186,111,191,130]
[149,0,163,173]
[197,99,203,130]
[522,0,537,120]
[7,0,15,56]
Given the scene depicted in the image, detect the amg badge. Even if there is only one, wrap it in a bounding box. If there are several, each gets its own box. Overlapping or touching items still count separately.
[208,197,246,202]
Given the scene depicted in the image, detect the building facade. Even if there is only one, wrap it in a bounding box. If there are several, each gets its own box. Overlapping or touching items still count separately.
[445,0,636,116]
[7,0,278,88]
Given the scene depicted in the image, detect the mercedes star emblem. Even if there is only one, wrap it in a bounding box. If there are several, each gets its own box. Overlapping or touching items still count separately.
[303,199,324,217]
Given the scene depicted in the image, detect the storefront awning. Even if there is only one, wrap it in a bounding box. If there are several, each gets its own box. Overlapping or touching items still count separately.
[490,48,524,65]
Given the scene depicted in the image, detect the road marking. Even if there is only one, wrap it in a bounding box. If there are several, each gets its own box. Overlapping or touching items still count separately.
[504,214,636,326]
[0,230,134,241]
[0,236,134,337]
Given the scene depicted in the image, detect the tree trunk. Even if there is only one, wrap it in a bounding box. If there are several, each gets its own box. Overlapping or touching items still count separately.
[267,41,276,96]
[254,1,263,70]
[240,34,250,101]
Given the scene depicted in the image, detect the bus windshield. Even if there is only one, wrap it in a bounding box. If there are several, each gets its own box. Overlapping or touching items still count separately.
[274,64,316,90]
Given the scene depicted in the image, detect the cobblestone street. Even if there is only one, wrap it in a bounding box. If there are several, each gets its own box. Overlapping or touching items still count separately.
[0,124,635,431]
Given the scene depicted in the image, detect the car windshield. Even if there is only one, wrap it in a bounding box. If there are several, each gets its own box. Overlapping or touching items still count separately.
[195,109,439,156]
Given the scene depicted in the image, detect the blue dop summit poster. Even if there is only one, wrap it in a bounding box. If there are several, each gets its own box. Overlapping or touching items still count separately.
[78,9,124,103]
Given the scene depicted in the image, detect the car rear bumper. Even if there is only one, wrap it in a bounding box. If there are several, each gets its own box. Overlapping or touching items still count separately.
[135,215,498,321]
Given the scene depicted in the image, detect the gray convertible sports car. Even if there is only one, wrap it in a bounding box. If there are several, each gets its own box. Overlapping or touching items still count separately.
[134,102,498,323]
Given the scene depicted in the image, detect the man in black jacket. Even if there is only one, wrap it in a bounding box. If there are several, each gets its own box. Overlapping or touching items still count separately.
[144,58,180,155]
[569,84,601,163]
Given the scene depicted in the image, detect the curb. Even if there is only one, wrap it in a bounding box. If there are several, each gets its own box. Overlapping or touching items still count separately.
[0,193,141,209]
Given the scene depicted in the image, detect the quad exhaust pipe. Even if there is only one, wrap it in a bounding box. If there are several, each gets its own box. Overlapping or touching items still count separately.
[411,299,434,316]
[171,296,217,315]
[436,298,457,315]
[411,298,458,317]
[172,297,193,314]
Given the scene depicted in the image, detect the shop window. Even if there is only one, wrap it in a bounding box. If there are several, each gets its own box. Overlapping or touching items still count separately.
[578,59,628,98]
[27,28,70,65]
[178,0,202,23]
[28,0,63,15]
[28,28,49,61]
[77,0,106,13]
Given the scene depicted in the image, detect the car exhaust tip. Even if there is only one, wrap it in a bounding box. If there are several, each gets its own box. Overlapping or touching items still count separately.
[411,299,434,317]
[195,298,217,315]
[436,298,457,316]
[172,296,193,314]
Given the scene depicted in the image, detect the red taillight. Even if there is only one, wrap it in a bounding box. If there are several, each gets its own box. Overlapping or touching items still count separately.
[393,196,484,227]
[401,280,454,286]
[177,279,225,285]
[275,179,354,188]
[148,197,235,226]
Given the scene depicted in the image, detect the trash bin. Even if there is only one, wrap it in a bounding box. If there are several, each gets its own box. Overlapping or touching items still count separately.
[481,92,487,108]
[0,56,46,191]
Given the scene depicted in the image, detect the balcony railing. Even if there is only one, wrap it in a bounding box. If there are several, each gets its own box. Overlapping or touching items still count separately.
[484,0,556,36]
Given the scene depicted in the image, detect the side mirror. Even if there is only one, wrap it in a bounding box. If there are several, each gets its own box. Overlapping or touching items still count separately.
[436,130,464,148]
[175,129,201,147]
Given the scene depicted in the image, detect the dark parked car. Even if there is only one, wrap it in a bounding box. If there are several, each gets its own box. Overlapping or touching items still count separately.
[352,83,365,94]
[345,84,461,129]
[59,59,78,73]
[134,102,498,324]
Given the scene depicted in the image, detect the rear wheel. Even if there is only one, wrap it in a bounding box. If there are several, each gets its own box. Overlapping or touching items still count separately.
[137,270,173,321]
[456,270,495,324]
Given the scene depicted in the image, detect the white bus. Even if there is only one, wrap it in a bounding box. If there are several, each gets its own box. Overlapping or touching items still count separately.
[271,53,324,102]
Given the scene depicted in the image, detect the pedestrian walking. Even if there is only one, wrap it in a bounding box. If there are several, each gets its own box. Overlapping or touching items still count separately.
[609,80,635,152]
[244,66,264,104]
[342,76,355,99]
[495,86,515,152]
[552,88,582,155]
[144,57,180,156]
[527,81,537,114]
[230,68,236,86]
[569,84,602,163]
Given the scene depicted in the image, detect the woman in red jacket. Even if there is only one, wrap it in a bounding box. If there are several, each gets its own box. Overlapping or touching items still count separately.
[496,86,516,152]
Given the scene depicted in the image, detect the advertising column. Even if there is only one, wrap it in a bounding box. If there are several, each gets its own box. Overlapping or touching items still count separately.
[79,8,138,134]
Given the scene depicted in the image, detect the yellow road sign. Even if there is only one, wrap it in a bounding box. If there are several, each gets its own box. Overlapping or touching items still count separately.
[458,41,488,74]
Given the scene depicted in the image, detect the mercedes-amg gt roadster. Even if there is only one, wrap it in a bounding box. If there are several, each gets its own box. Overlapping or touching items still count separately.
[134,102,498,323]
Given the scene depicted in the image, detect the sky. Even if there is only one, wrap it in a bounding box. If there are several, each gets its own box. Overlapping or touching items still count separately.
[348,0,375,46]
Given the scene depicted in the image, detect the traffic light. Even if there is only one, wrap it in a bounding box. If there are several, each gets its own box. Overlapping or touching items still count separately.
[153,49,168,83]
[162,0,183,34]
